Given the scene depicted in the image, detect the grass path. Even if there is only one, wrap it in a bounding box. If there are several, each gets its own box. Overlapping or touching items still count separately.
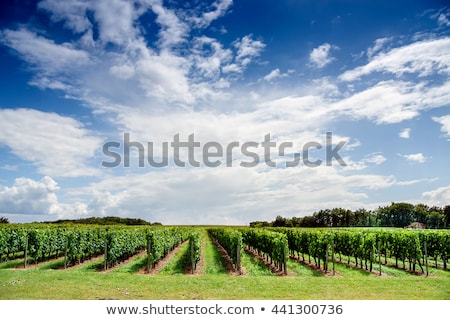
[1,268,448,299]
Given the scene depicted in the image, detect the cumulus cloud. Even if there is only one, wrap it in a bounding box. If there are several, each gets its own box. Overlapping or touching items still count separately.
[0,108,102,177]
[422,184,450,207]
[367,37,392,58]
[430,8,450,28]
[233,34,265,68]
[190,0,233,28]
[309,43,337,68]
[1,1,262,107]
[364,153,387,165]
[0,176,87,218]
[432,114,450,139]
[400,153,428,163]
[73,165,396,225]
[331,81,421,124]
[340,37,450,81]
[1,28,90,73]
[262,68,292,82]
[399,128,411,139]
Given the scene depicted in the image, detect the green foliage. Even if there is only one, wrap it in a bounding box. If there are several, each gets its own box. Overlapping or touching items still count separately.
[250,202,449,229]
[208,228,242,269]
[46,216,154,225]
[146,227,189,268]
[105,228,147,268]
[278,227,450,273]
[241,228,288,271]
[189,232,202,271]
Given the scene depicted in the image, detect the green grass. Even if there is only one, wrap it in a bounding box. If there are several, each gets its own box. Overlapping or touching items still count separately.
[204,234,228,275]
[158,242,190,275]
[110,255,147,274]
[240,250,275,276]
[0,268,448,299]
[286,259,323,277]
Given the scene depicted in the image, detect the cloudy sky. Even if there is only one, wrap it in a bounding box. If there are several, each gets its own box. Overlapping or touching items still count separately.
[0,0,449,225]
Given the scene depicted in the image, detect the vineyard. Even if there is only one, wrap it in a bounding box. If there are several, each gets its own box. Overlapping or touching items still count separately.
[0,224,449,299]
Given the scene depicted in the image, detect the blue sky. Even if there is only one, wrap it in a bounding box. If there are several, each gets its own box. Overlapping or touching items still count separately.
[0,0,449,224]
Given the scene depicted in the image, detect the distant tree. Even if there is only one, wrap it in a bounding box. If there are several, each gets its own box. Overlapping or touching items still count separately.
[0,216,9,224]
[249,221,270,228]
[314,209,332,227]
[352,208,372,227]
[413,204,429,224]
[377,202,414,227]
[444,205,450,228]
[46,216,153,225]
[301,215,317,227]
[291,216,303,227]
[273,215,289,227]
[427,211,445,229]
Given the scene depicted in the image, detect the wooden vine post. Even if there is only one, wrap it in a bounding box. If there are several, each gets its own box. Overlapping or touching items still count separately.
[378,239,382,276]
[283,240,287,275]
[104,238,108,271]
[190,239,195,274]
[64,236,68,269]
[424,239,429,277]
[332,239,335,276]
[147,238,153,273]
[236,242,241,274]
[24,234,28,269]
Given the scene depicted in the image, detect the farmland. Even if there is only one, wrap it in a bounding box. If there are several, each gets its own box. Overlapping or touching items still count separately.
[0,224,449,299]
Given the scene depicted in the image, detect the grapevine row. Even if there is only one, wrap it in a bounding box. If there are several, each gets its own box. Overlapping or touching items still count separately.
[207,228,242,271]
[278,228,450,274]
[241,228,288,273]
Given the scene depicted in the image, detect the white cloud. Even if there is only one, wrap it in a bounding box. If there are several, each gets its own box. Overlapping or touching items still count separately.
[0,176,58,215]
[190,36,233,79]
[309,43,337,68]
[93,0,137,45]
[0,165,18,171]
[340,37,450,81]
[0,176,87,218]
[190,0,233,28]
[432,114,450,139]
[430,8,450,27]
[367,37,392,58]
[234,34,265,67]
[39,0,150,46]
[262,68,292,82]
[400,153,428,163]
[422,184,450,207]
[1,28,90,73]
[263,68,281,82]
[1,2,266,107]
[38,0,93,34]
[396,178,438,186]
[151,2,190,50]
[72,165,396,224]
[364,153,387,165]
[135,51,193,103]
[0,108,102,177]
[331,81,421,124]
[399,128,411,139]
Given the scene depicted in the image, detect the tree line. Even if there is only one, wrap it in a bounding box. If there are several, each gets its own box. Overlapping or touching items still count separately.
[250,202,450,229]
[0,216,161,226]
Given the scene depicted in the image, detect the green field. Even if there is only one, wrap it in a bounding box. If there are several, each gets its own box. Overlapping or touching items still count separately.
[1,227,449,300]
